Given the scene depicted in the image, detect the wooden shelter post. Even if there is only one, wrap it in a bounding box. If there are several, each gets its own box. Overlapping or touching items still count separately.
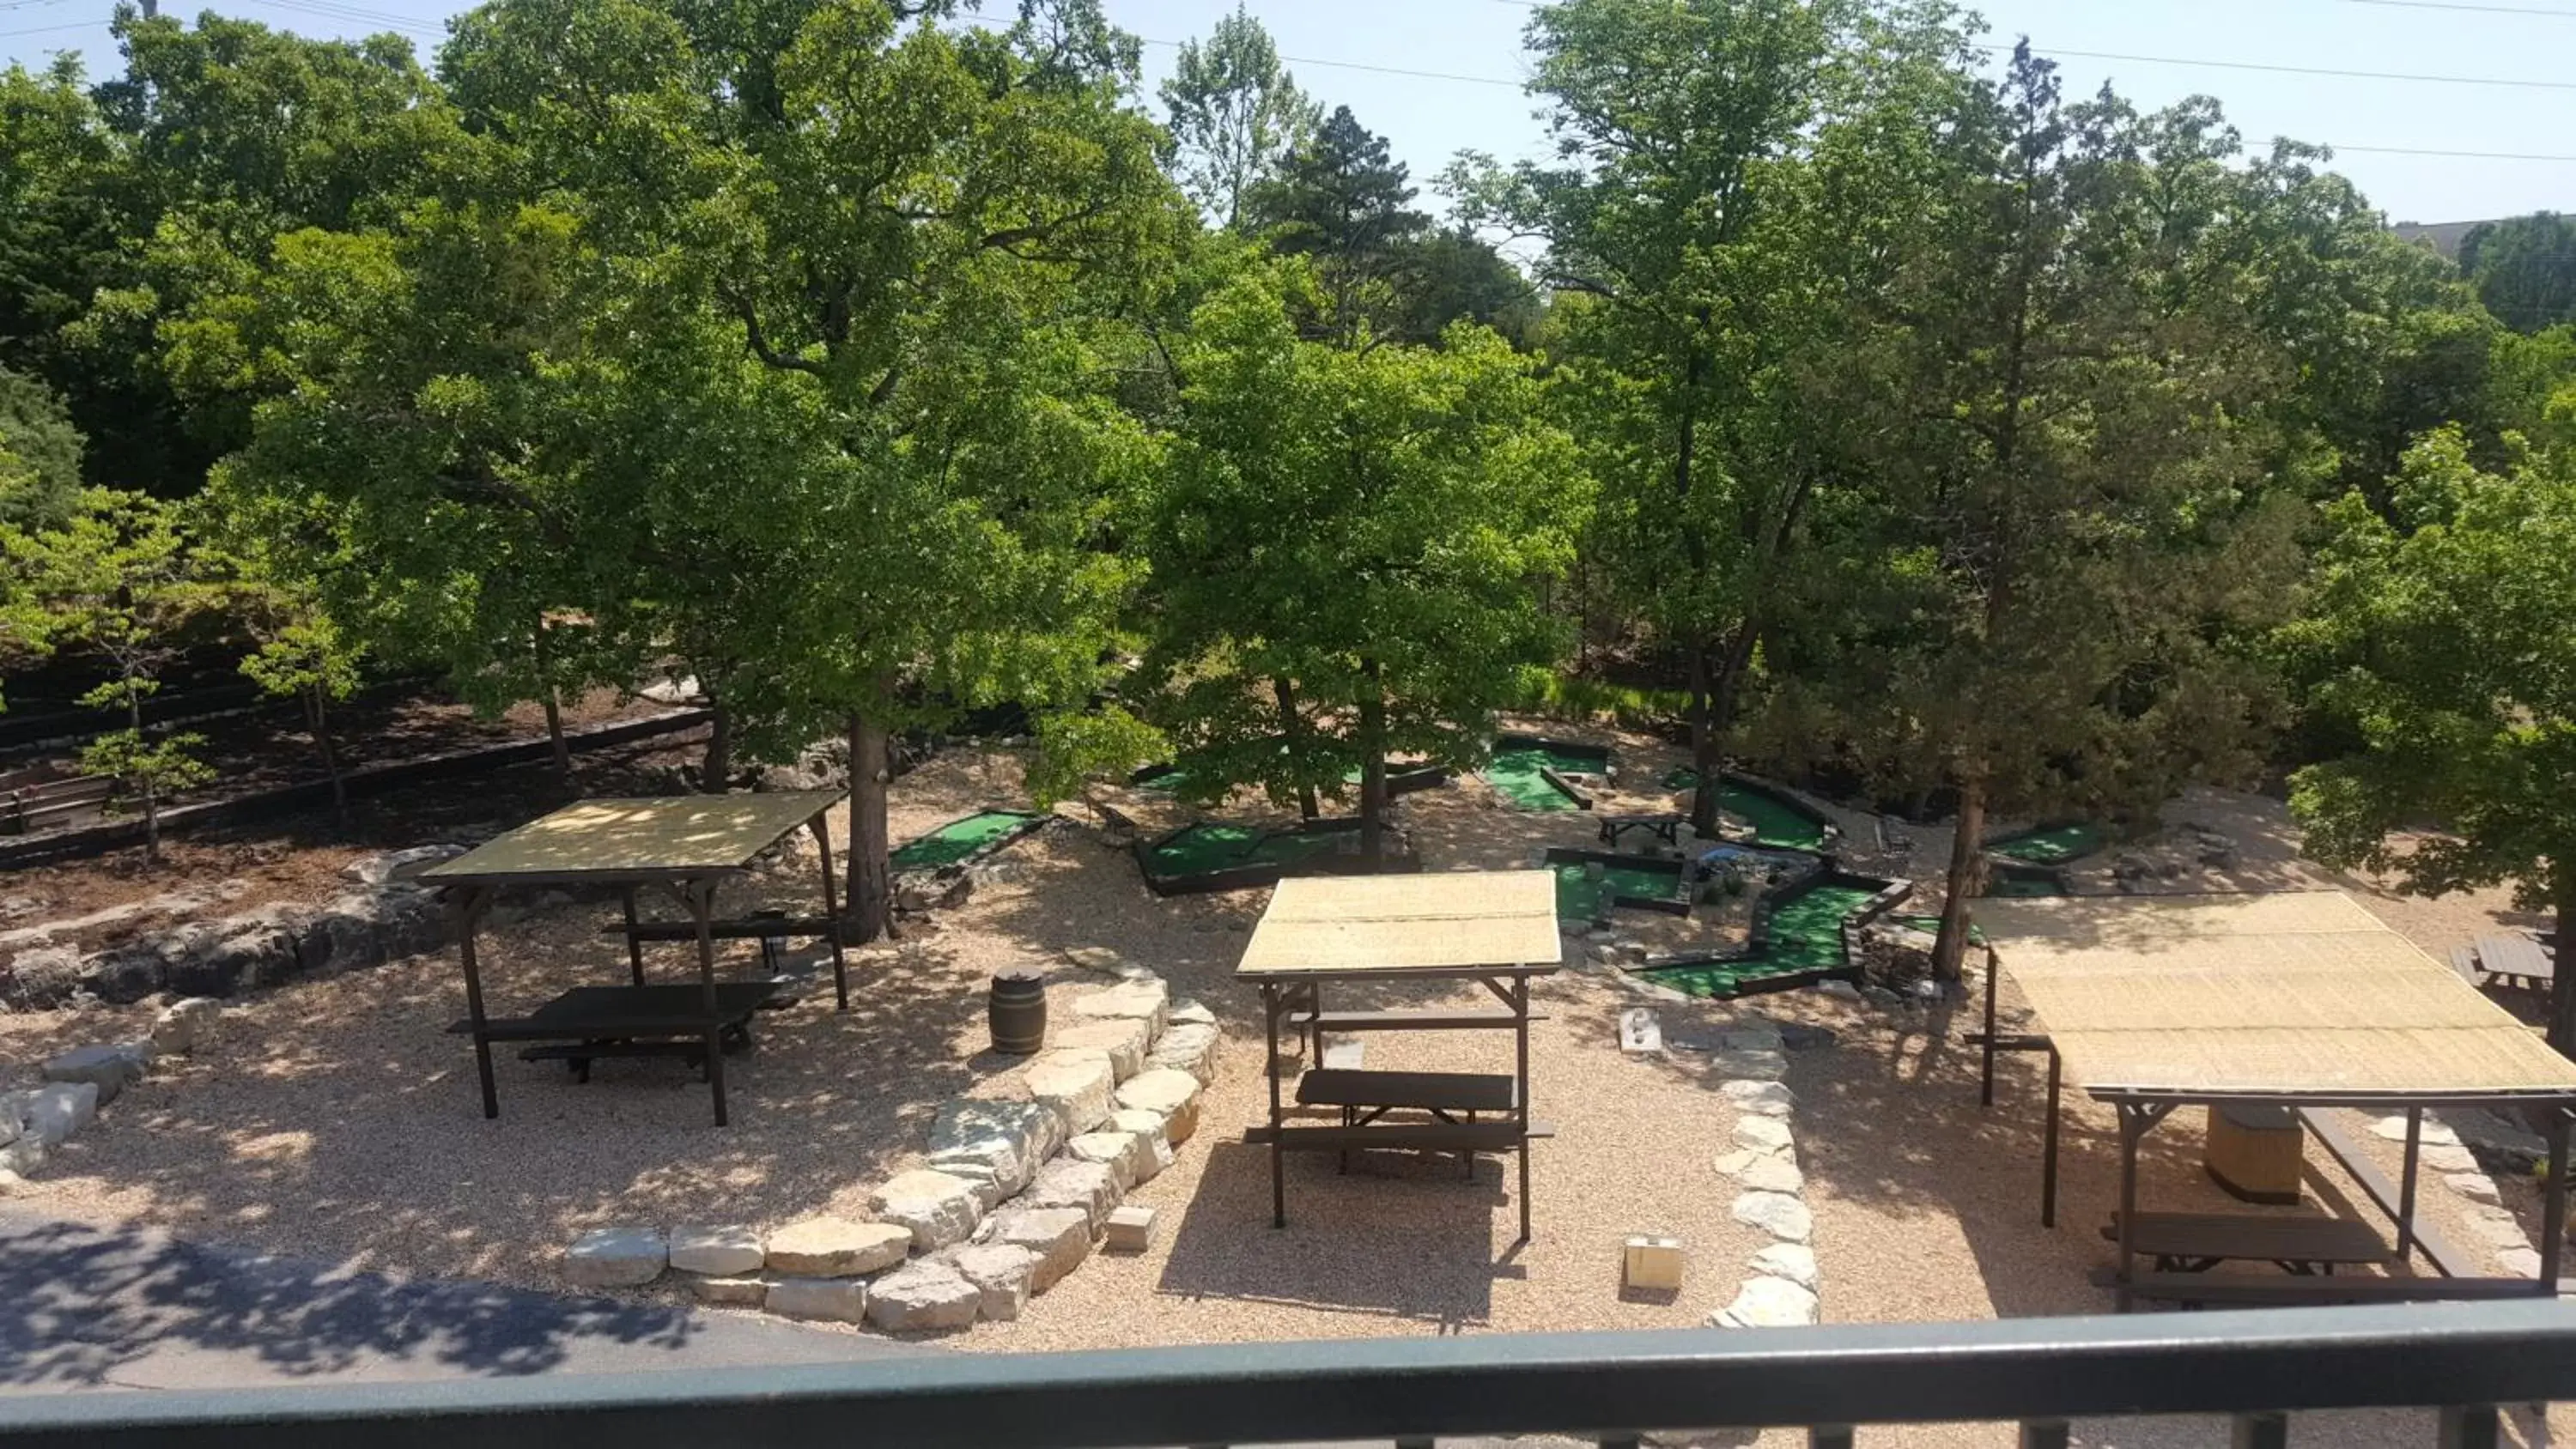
[619,886,647,987]
[448,886,498,1119]
[1981,944,2000,1107]
[809,816,848,1010]
[2041,1046,2061,1229]
[1263,981,1285,1229]
[2397,1106,2423,1260]
[2542,1108,2570,1289]
[1515,974,1533,1244]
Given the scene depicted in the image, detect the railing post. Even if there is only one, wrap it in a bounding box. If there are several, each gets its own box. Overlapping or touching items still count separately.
[2020,1419,2071,1448]
[2438,1405,2501,1449]
[1808,1427,1853,1449]
[2231,1410,2287,1448]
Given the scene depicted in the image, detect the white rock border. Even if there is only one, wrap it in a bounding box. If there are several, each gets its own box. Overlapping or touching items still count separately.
[1698,1018,1823,1328]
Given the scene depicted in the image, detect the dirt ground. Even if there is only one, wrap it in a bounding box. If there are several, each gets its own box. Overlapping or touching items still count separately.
[0,723,2567,1446]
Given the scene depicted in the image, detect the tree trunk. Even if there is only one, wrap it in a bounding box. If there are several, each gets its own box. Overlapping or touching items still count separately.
[1686,642,1721,834]
[1356,663,1388,862]
[1931,772,1989,983]
[533,620,572,791]
[1271,676,1319,821]
[1689,618,1763,836]
[129,681,159,865]
[701,701,732,793]
[313,686,347,828]
[843,712,893,943]
[2550,857,2576,1059]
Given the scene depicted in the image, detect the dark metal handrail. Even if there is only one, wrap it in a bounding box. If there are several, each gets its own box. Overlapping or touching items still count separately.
[4,1300,2572,1448]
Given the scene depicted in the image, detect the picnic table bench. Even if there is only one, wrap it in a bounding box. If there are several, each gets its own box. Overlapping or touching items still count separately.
[1294,1067,1524,1176]
[446,980,791,1082]
[2472,932,2556,991]
[2121,1271,2548,1308]
[1598,814,1685,852]
[2102,1210,2392,1276]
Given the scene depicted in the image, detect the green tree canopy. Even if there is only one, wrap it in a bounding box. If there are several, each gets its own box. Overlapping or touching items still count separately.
[0,366,86,528]
[2460,211,2576,336]
[1157,5,1317,232]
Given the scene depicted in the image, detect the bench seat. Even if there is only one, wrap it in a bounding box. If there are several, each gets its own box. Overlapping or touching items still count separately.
[1245,1120,1554,1154]
[1296,1069,1517,1113]
[2105,1210,2391,1273]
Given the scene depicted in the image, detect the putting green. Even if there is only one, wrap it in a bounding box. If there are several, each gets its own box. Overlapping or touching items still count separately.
[890,809,1039,870]
[1989,822,2110,864]
[1892,914,1986,944]
[1552,860,1684,921]
[1637,882,1880,997]
[1146,822,1349,876]
[1983,870,2064,898]
[1485,745,1597,811]
[1662,770,1831,852]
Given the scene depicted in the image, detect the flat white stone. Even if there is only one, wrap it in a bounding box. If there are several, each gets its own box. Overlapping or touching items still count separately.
[1713,1149,1756,1177]
[1730,1191,1813,1243]
[1716,1028,1786,1054]
[990,1206,1092,1292]
[1169,999,1217,1027]
[1709,1050,1787,1081]
[1734,1117,1794,1152]
[1052,1017,1151,1081]
[690,1276,769,1307]
[2445,1172,2502,1205]
[1145,1022,1223,1086]
[2370,1116,2462,1147]
[1115,1069,1203,1144]
[766,1276,866,1323]
[764,1218,910,1276]
[1737,1156,1806,1195]
[949,1242,1039,1321]
[1619,1009,1662,1054]
[1748,1242,1819,1291]
[667,1224,766,1277]
[1109,1107,1176,1181]
[869,1169,986,1252]
[1022,1158,1123,1234]
[1720,1080,1795,1117]
[1067,1129,1155,1191]
[22,1083,97,1147]
[564,1228,666,1288]
[41,1044,149,1106]
[1712,1276,1819,1327]
[2421,1143,2479,1173]
[926,1100,1066,1201]
[1071,979,1170,1037]
[1027,1052,1117,1135]
[865,1259,981,1332]
[2464,1208,2532,1252]
[2496,1247,2545,1279]
[1104,1203,1156,1252]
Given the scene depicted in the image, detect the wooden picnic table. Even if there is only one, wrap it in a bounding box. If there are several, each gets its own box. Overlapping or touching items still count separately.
[447,979,791,1080]
[2476,933,2556,991]
[1598,814,1685,852]
[2101,1210,2392,1276]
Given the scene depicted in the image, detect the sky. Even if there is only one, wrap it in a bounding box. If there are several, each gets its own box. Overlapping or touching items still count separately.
[5,0,2572,225]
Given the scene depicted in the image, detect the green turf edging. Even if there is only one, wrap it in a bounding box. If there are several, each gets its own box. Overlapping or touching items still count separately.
[1986,821,2111,865]
[1541,847,1693,921]
[1661,769,1837,852]
[1633,866,1911,1000]
[1134,818,1422,896]
[890,809,1048,873]
[1485,734,1610,812]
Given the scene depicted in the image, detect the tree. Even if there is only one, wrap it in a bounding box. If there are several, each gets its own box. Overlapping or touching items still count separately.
[0,367,84,528]
[0,488,220,860]
[436,0,1182,939]
[1158,5,1316,231]
[1243,105,1427,345]
[2460,212,2576,336]
[1142,262,1589,858]
[234,565,364,827]
[2287,422,2576,1052]
[1453,0,1975,836]
[1813,47,2306,979]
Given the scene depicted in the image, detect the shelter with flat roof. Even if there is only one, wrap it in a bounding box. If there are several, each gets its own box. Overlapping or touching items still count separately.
[1976,890,2576,1307]
[422,791,849,1126]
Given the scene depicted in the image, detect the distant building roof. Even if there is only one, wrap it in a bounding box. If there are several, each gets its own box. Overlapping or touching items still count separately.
[2391,218,2494,261]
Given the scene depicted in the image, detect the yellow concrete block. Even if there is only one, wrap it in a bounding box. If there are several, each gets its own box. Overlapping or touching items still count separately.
[1623,1235,1684,1292]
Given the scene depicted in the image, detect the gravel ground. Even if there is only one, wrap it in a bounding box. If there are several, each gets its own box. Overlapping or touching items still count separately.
[2,731,2567,1445]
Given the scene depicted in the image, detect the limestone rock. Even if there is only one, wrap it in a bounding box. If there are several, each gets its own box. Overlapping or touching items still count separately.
[151,997,221,1056]
[1713,1276,1819,1328]
[767,1277,867,1323]
[40,1044,149,1105]
[23,1082,98,1147]
[1063,946,1157,982]
[1104,1203,1156,1252]
[1169,999,1217,1028]
[1737,1156,1806,1195]
[2445,1172,2502,1205]
[2370,1115,2462,1147]
[564,1227,667,1288]
[668,1224,767,1277]
[1109,1107,1176,1182]
[865,1259,981,1332]
[1734,1117,1794,1153]
[1052,1017,1152,1081]
[990,1206,1092,1292]
[870,1169,986,1252]
[1619,1009,1663,1054]
[1067,1129,1155,1191]
[1713,1149,1756,1177]
[344,844,466,887]
[1145,1022,1223,1086]
[1730,1191,1813,1243]
[690,1276,769,1307]
[301,893,390,977]
[2464,1208,2532,1252]
[1720,1079,1795,1117]
[2421,1143,2479,1173]
[1022,1157,1122,1234]
[765,1217,910,1276]
[1071,979,1170,1037]
[1748,1242,1819,1292]
[0,1138,46,1174]
[1027,1051,1117,1135]
[1709,1050,1787,1082]
[2496,1247,2545,1279]
[1114,1068,1202,1145]
[949,1243,1039,1321]
[926,1100,1066,1203]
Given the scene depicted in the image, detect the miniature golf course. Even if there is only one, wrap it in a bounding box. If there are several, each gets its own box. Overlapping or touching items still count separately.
[1485,738,1607,812]
[1987,822,2111,865]
[890,809,1046,871]
[1546,850,1691,921]
[1662,769,1832,852]
[1134,819,1415,895]
[1636,873,1907,999]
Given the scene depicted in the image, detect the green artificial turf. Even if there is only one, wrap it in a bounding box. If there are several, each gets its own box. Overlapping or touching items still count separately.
[1145,822,1351,876]
[1485,746,1598,811]
[1551,860,1686,920]
[1988,822,2111,864]
[1636,882,1880,997]
[1892,914,1986,944]
[890,809,1039,870]
[1983,871,2065,898]
[1661,769,1831,851]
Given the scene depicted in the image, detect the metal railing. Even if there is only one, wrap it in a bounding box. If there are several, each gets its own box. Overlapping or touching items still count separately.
[3,1300,2571,1448]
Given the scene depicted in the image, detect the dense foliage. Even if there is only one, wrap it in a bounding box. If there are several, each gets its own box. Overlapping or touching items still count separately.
[1,0,2569,991]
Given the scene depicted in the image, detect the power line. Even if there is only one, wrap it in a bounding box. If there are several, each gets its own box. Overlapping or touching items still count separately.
[1133,36,2576,162]
[1975,43,2576,91]
[0,19,89,38]
[2331,0,2576,16]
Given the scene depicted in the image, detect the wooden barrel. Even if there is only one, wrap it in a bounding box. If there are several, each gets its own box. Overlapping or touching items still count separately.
[988,970,1047,1055]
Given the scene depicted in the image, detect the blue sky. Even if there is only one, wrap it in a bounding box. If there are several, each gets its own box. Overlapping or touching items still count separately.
[7,0,2571,223]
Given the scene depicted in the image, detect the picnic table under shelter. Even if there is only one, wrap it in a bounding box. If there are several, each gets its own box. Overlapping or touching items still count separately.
[421,790,850,1126]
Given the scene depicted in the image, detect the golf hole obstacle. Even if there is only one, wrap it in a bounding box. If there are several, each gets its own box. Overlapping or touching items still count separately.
[1661,767,1838,852]
[1633,860,1912,1001]
[1544,847,1695,921]
[1134,817,1422,896]
[890,808,1052,874]
[1979,821,2113,897]
[1485,733,1610,811]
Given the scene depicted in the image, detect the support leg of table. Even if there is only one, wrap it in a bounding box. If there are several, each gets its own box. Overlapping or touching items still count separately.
[1981,944,2000,1108]
[2398,1105,2423,1263]
[1516,975,1534,1245]
[2541,1107,2570,1289]
[691,880,728,1128]
[452,887,498,1119]
[811,816,848,1011]
[1264,982,1285,1229]
[619,886,647,987]
[2042,1046,2062,1229]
